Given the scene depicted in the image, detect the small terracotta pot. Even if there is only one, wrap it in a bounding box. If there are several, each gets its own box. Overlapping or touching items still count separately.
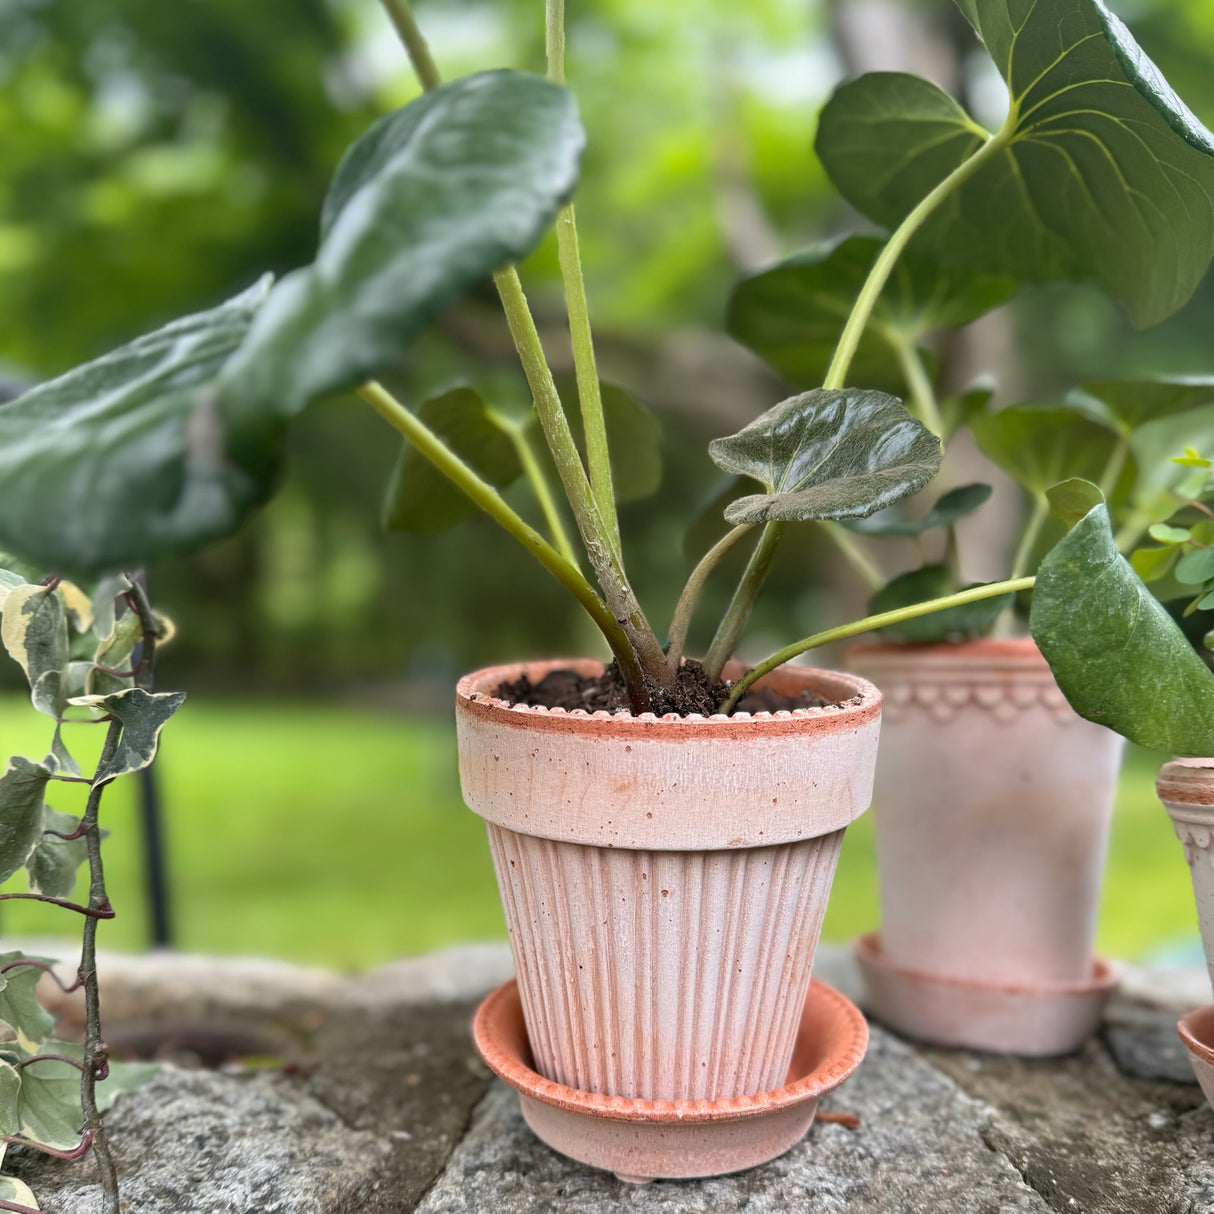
[1157,758,1214,992]
[1177,1005,1214,1110]
[849,638,1123,1052]
[456,658,880,1107]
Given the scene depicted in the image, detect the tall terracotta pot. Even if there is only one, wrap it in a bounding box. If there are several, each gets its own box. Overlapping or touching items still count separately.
[848,638,1123,1054]
[456,658,880,1107]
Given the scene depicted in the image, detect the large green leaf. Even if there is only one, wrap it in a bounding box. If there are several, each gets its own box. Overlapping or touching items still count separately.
[869,564,1014,642]
[382,387,523,534]
[1129,404,1214,507]
[0,759,53,887]
[971,403,1124,498]
[1073,377,1214,435]
[0,280,280,575]
[727,235,1012,390]
[842,482,992,537]
[225,71,584,418]
[559,379,663,505]
[0,953,55,1053]
[815,0,1214,327]
[708,389,942,525]
[1030,493,1214,754]
[93,689,186,786]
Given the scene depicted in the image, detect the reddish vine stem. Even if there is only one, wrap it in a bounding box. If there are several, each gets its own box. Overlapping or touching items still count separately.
[0,1199,43,1214]
[77,718,124,1214]
[0,959,82,994]
[42,822,87,842]
[0,894,113,919]
[14,1054,85,1073]
[3,1129,95,1160]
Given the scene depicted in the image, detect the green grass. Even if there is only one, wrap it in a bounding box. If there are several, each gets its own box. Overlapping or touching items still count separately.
[0,697,1198,969]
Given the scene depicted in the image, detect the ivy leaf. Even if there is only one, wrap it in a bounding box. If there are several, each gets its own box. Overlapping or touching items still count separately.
[1,586,68,719]
[970,404,1125,499]
[708,389,942,525]
[815,0,1214,327]
[869,564,1013,642]
[96,1059,159,1112]
[0,1175,39,1210]
[90,574,132,647]
[224,71,584,418]
[0,759,53,887]
[382,387,522,534]
[1030,492,1214,755]
[0,953,55,1053]
[16,1056,83,1151]
[0,280,280,575]
[0,1063,21,1139]
[93,690,186,786]
[26,810,89,900]
[842,482,992,537]
[727,235,1012,390]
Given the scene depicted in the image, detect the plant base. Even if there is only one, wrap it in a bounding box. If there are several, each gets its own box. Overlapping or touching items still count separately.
[1178,1006,1214,1110]
[472,977,867,1182]
[853,933,1117,1056]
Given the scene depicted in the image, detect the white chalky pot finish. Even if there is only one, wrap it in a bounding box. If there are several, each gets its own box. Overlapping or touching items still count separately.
[1157,758,1214,995]
[456,658,881,1102]
[850,639,1123,987]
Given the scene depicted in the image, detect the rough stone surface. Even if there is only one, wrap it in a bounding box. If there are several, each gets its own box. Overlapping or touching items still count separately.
[9,943,1214,1213]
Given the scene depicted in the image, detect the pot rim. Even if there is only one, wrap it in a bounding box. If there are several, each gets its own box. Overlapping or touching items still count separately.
[456,657,881,741]
[1179,1006,1214,1067]
[1158,758,1214,808]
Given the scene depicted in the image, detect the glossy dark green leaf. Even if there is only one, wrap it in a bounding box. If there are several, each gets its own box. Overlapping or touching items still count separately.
[843,482,992,536]
[0,952,55,1053]
[708,389,942,525]
[816,1,1214,327]
[26,809,88,900]
[726,235,1011,390]
[225,72,584,417]
[971,404,1123,498]
[0,758,52,886]
[869,564,1013,642]
[382,387,522,535]
[0,281,280,575]
[1073,378,1214,435]
[93,689,186,786]
[1030,500,1214,754]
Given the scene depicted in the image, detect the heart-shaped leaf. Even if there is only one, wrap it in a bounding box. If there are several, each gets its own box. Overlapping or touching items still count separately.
[16,1055,84,1151]
[1030,489,1214,754]
[561,380,663,505]
[0,953,55,1054]
[815,1,1214,327]
[224,71,584,418]
[842,482,993,537]
[87,689,185,786]
[382,387,523,534]
[0,280,280,575]
[868,564,1014,642]
[727,235,1012,390]
[709,389,942,525]
[26,809,89,900]
[971,403,1125,498]
[1072,378,1214,436]
[0,759,53,887]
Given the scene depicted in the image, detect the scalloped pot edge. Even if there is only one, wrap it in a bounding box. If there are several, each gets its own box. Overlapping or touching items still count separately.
[455,659,882,851]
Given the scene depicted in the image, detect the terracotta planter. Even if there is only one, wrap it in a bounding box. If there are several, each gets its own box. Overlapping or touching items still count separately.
[848,638,1123,1054]
[456,657,879,1127]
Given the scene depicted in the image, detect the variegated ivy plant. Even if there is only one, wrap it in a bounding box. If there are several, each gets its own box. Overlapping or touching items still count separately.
[0,0,1211,733]
[0,568,171,1212]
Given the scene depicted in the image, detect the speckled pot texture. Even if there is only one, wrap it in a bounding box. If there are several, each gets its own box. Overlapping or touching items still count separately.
[1157,758,1214,996]
[849,638,1123,1054]
[456,658,881,1111]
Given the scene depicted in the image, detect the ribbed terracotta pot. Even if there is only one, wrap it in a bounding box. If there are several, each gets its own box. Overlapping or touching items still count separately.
[848,638,1123,1053]
[456,658,881,1104]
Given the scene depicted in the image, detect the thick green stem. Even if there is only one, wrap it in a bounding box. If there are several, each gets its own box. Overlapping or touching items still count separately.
[359,381,645,701]
[378,0,441,90]
[891,333,945,437]
[666,524,756,677]
[1010,494,1049,580]
[1099,436,1130,501]
[823,119,1012,391]
[820,521,884,591]
[719,576,1036,713]
[703,522,785,681]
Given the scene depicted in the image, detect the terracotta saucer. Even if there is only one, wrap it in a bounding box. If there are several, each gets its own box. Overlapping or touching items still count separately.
[472,977,868,1183]
[854,933,1118,1057]
[1178,1005,1214,1109]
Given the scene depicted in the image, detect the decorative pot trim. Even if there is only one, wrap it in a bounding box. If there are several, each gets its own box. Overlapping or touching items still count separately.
[1157,758,1214,809]
[854,933,1118,1057]
[473,977,868,1181]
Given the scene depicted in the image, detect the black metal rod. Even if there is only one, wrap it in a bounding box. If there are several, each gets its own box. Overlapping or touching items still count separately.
[138,762,172,948]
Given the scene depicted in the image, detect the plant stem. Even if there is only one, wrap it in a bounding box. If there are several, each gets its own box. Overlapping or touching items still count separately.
[823,121,1012,392]
[703,522,785,681]
[79,717,123,1214]
[358,381,644,696]
[378,0,441,90]
[1100,436,1130,501]
[718,576,1036,713]
[490,409,579,566]
[1010,494,1049,579]
[820,521,884,591]
[891,333,945,437]
[666,524,756,676]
